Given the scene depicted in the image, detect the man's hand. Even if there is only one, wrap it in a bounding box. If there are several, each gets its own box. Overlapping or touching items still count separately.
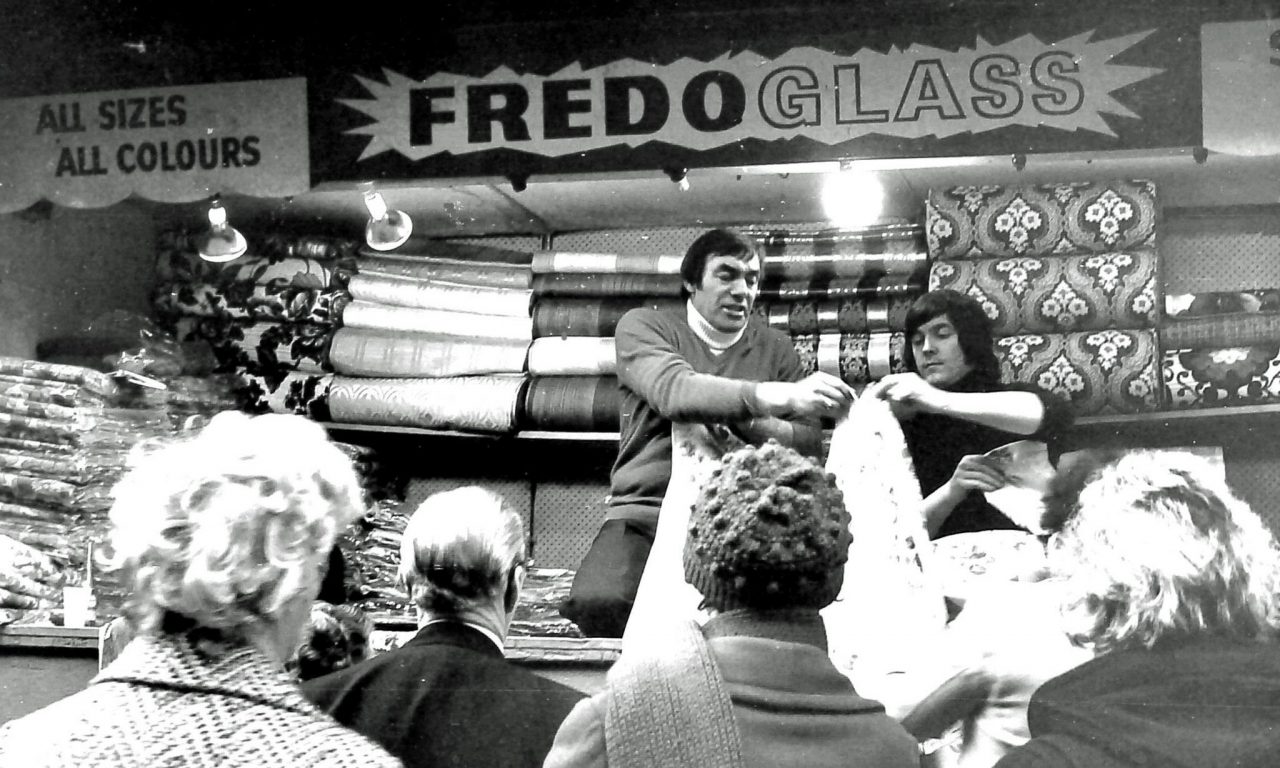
[872,372,950,414]
[755,372,856,419]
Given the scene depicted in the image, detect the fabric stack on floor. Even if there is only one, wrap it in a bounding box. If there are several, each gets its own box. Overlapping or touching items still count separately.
[926,180,1164,416]
[745,224,929,387]
[0,357,240,624]
[521,251,683,432]
[1160,289,1280,408]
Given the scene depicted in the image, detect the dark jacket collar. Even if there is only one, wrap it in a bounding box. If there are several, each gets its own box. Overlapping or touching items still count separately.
[405,620,504,658]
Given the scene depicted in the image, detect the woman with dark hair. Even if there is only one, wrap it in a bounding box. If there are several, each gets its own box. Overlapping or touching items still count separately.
[874,290,1073,538]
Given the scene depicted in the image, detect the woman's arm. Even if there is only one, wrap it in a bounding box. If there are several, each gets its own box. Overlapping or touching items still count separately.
[920,455,1009,536]
[875,374,1046,435]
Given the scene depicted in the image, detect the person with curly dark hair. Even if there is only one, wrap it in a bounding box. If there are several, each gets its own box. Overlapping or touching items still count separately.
[288,601,374,682]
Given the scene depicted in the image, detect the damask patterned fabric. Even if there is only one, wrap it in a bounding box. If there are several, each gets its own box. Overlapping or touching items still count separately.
[352,254,532,289]
[341,300,533,342]
[346,273,533,317]
[329,328,529,378]
[236,372,334,419]
[757,274,925,300]
[155,246,345,290]
[926,180,1159,260]
[532,252,683,275]
[531,297,684,338]
[791,332,908,385]
[171,317,335,375]
[153,282,350,324]
[521,376,622,431]
[327,375,527,433]
[1162,345,1280,409]
[928,249,1160,334]
[994,330,1161,415]
[526,337,617,376]
[753,296,914,334]
[531,273,684,297]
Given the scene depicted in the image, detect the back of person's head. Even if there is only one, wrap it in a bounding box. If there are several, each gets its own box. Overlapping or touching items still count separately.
[288,601,375,681]
[679,228,759,299]
[398,486,527,616]
[1051,450,1280,653]
[684,441,851,612]
[105,412,364,642]
[903,289,999,383]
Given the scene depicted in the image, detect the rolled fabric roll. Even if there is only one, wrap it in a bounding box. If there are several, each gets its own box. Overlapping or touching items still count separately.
[790,332,908,385]
[0,395,77,422]
[995,330,1161,415]
[0,358,119,399]
[532,252,683,275]
[531,273,684,297]
[328,375,527,433]
[752,296,914,334]
[0,376,101,407]
[757,274,925,300]
[341,300,533,342]
[749,224,924,256]
[761,249,928,281]
[1162,344,1280,409]
[526,337,616,376]
[171,317,335,375]
[928,249,1160,334]
[1164,289,1280,318]
[522,376,621,431]
[356,237,533,265]
[153,282,350,324]
[347,273,532,317]
[926,179,1159,260]
[531,297,683,338]
[1160,315,1280,348]
[259,233,360,261]
[330,327,529,378]
[354,254,532,289]
[235,372,333,419]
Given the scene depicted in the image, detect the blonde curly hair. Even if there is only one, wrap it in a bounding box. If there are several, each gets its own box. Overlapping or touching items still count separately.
[105,412,365,639]
[1051,450,1280,653]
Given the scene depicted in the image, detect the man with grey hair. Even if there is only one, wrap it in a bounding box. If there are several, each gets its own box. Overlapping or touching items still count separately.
[303,486,584,768]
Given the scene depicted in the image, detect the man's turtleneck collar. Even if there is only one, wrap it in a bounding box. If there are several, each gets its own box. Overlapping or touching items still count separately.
[687,299,747,355]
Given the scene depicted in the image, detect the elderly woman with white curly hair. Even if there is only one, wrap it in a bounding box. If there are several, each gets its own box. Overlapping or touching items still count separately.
[0,412,402,768]
[994,450,1280,768]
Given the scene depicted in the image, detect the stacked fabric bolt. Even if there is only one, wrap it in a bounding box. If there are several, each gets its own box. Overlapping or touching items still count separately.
[925,180,1164,416]
[0,358,240,624]
[743,224,929,387]
[1160,290,1280,409]
[521,251,686,432]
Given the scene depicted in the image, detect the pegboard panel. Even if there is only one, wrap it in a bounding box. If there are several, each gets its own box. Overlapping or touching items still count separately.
[1161,208,1280,293]
[400,477,534,553]
[551,222,834,256]
[443,234,544,252]
[1223,432,1280,538]
[533,480,611,570]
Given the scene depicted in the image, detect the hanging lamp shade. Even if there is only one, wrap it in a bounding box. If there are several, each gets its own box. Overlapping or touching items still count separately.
[196,200,248,263]
[364,189,413,251]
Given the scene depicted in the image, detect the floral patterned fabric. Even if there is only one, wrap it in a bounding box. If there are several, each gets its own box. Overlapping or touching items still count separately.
[170,317,335,376]
[153,282,350,324]
[753,296,915,334]
[236,372,334,419]
[756,274,924,300]
[521,376,621,431]
[928,249,1159,334]
[926,180,1159,260]
[995,330,1161,415]
[791,332,908,385]
[531,297,683,338]
[327,375,527,433]
[1162,345,1280,409]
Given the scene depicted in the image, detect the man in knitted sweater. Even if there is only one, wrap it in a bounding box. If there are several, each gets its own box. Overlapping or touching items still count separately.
[545,442,920,768]
[561,228,854,637]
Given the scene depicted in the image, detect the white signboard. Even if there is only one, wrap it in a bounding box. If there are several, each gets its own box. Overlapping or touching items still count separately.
[1202,20,1280,156]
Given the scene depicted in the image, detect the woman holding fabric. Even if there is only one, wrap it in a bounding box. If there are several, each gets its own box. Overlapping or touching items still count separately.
[874,290,1073,538]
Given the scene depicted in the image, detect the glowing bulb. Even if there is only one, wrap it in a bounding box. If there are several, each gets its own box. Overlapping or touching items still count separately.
[196,199,247,263]
[821,171,884,228]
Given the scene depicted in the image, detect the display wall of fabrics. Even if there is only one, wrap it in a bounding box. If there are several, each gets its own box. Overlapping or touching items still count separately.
[1159,289,1280,409]
[925,179,1164,416]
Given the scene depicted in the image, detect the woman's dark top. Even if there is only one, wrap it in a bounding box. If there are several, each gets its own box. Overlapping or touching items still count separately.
[900,371,1074,539]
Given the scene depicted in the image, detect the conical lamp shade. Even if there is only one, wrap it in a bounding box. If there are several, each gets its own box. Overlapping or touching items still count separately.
[363,190,413,251]
[196,203,248,263]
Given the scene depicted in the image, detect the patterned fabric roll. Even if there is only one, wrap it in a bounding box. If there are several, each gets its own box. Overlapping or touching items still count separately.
[0,358,118,399]
[753,296,913,334]
[757,274,925,300]
[531,297,683,338]
[1164,289,1280,318]
[928,249,1160,334]
[522,376,621,431]
[171,317,334,375]
[329,328,529,378]
[1162,345,1280,409]
[153,282,350,324]
[790,333,908,385]
[0,395,76,422]
[341,300,533,342]
[1160,316,1280,349]
[926,180,1159,259]
[0,376,93,407]
[356,238,533,265]
[155,249,341,289]
[526,337,616,376]
[0,412,80,446]
[995,330,1161,415]
[328,375,527,433]
[748,224,924,255]
[347,273,532,317]
[260,233,360,261]
[354,254,532,289]
[531,273,684,298]
[532,252,683,275]
[236,372,333,419]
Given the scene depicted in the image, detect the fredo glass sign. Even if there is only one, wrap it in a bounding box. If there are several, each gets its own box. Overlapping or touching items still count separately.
[342,31,1161,161]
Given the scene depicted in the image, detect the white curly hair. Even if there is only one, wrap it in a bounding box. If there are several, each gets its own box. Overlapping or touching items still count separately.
[105,411,365,639]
